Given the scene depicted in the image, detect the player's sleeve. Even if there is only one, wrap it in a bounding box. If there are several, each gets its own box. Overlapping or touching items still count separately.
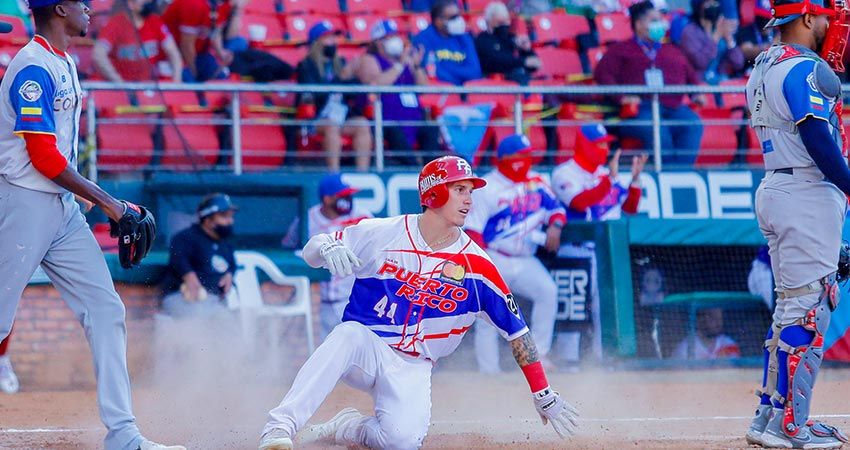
[537,178,566,226]
[338,217,381,274]
[782,59,830,124]
[9,65,57,135]
[552,166,583,208]
[468,255,529,340]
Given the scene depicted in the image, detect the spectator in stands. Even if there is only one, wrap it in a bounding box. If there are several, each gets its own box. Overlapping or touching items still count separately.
[475,2,540,85]
[162,0,248,82]
[356,19,439,167]
[297,21,372,171]
[0,332,18,394]
[160,194,237,318]
[594,0,703,166]
[412,0,482,85]
[93,0,183,82]
[672,307,741,359]
[675,0,744,83]
[735,0,775,73]
[308,174,372,339]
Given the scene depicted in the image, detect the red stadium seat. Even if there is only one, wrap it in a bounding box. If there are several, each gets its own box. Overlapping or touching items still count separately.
[160,113,221,170]
[346,15,391,43]
[719,78,748,109]
[534,47,584,81]
[464,79,519,118]
[283,14,346,44]
[419,81,463,118]
[746,126,764,165]
[240,13,285,45]
[530,12,589,46]
[408,13,431,35]
[694,108,740,167]
[240,113,287,170]
[96,114,155,172]
[595,13,633,44]
[465,13,488,36]
[465,0,494,12]
[136,90,203,112]
[93,90,137,114]
[266,45,308,66]
[0,15,28,45]
[245,0,281,15]
[280,0,340,14]
[346,0,404,14]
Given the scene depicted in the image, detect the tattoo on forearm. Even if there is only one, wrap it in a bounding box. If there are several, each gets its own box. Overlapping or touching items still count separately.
[511,333,540,366]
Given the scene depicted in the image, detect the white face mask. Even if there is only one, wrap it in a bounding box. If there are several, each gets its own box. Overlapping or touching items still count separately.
[446,16,466,35]
[383,36,405,57]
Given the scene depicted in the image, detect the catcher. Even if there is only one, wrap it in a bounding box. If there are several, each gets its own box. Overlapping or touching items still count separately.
[0,0,173,449]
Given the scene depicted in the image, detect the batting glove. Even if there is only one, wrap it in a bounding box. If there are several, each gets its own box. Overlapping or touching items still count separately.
[533,387,579,438]
[319,239,362,277]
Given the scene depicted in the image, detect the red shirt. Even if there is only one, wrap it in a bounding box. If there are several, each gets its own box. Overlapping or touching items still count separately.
[593,39,699,109]
[162,0,232,55]
[97,13,173,81]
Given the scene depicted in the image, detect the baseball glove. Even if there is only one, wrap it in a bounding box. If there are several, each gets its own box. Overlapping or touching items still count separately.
[838,241,850,283]
[109,201,156,269]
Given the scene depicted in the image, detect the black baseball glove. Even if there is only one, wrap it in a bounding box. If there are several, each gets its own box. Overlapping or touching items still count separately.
[838,241,850,284]
[109,201,156,269]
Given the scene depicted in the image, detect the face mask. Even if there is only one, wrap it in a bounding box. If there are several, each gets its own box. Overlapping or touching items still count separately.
[322,45,337,58]
[213,224,233,239]
[702,5,721,23]
[334,197,352,215]
[494,24,511,37]
[497,156,532,182]
[446,16,466,36]
[647,20,668,43]
[383,36,404,57]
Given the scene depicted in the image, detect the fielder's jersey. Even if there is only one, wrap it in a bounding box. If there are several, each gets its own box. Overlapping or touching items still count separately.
[0,36,82,193]
[335,215,529,361]
[308,204,372,303]
[551,159,630,221]
[465,170,566,256]
[746,44,843,172]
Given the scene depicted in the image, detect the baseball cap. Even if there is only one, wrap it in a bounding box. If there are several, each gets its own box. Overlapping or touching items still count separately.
[319,173,359,198]
[497,134,534,158]
[765,0,827,28]
[308,20,342,45]
[27,0,64,8]
[198,193,238,220]
[371,19,400,41]
[580,124,616,143]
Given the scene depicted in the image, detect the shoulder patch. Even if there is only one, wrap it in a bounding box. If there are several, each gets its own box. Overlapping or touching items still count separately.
[777,45,801,63]
[18,80,43,102]
[812,60,841,99]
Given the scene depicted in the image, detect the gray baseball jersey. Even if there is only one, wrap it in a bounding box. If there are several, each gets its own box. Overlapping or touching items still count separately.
[747,43,847,319]
[0,36,144,450]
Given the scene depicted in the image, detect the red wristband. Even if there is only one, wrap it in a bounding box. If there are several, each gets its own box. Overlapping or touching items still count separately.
[521,361,549,393]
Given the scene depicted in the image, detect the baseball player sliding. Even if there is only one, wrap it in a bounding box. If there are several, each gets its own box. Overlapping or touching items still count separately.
[745,0,850,448]
[258,156,578,450]
[464,134,566,374]
[0,1,180,449]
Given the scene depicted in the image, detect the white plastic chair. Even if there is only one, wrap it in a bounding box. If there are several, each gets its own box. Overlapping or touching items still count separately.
[226,250,315,355]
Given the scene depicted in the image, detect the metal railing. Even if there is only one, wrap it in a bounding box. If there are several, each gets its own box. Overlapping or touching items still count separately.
[81,81,762,178]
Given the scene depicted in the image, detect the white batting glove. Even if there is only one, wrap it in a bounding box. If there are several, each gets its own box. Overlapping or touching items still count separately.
[533,387,579,438]
[318,239,362,277]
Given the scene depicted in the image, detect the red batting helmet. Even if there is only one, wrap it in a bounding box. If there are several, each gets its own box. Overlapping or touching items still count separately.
[418,156,486,208]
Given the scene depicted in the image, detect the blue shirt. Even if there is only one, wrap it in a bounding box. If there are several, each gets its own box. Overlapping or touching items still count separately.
[163,224,236,297]
[412,25,482,86]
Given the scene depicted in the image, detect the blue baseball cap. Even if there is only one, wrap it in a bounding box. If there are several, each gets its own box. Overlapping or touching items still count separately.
[308,20,341,45]
[371,19,400,41]
[497,134,534,158]
[198,193,238,220]
[28,0,64,8]
[319,173,359,198]
[580,124,616,143]
[765,0,827,28]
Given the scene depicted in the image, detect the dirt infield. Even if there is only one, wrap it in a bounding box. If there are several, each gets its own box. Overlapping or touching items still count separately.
[2,368,850,449]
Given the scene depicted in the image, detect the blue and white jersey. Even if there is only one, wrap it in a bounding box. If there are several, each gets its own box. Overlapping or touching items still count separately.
[465,170,566,256]
[0,36,83,193]
[551,159,629,221]
[336,215,528,361]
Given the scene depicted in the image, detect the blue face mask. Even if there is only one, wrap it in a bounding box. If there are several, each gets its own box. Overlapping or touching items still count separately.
[647,20,668,43]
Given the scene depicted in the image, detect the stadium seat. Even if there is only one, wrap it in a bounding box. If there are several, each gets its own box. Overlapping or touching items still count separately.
[595,13,633,44]
[245,0,281,15]
[530,12,589,46]
[136,90,203,112]
[465,13,488,36]
[346,0,404,15]
[240,13,285,45]
[96,113,155,172]
[266,45,308,67]
[346,15,391,43]
[719,78,748,109]
[464,0,492,12]
[464,79,519,118]
[283,14,346,44]
[240,113,287,170]
[534,47,584,81]
[746,126,764,165]
[93,90,137,114]
[280,0,340,14]
[419,81,463,118]
[694,108,740,167]
[0,15,29,45]
[408,13,431,35]
[160,112,221,170]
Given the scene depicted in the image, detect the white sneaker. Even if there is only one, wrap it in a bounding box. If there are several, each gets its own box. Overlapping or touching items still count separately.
[0,356,19,394]
[137,438,186,450]
[258,428,293,450]
[299,407,363,445]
